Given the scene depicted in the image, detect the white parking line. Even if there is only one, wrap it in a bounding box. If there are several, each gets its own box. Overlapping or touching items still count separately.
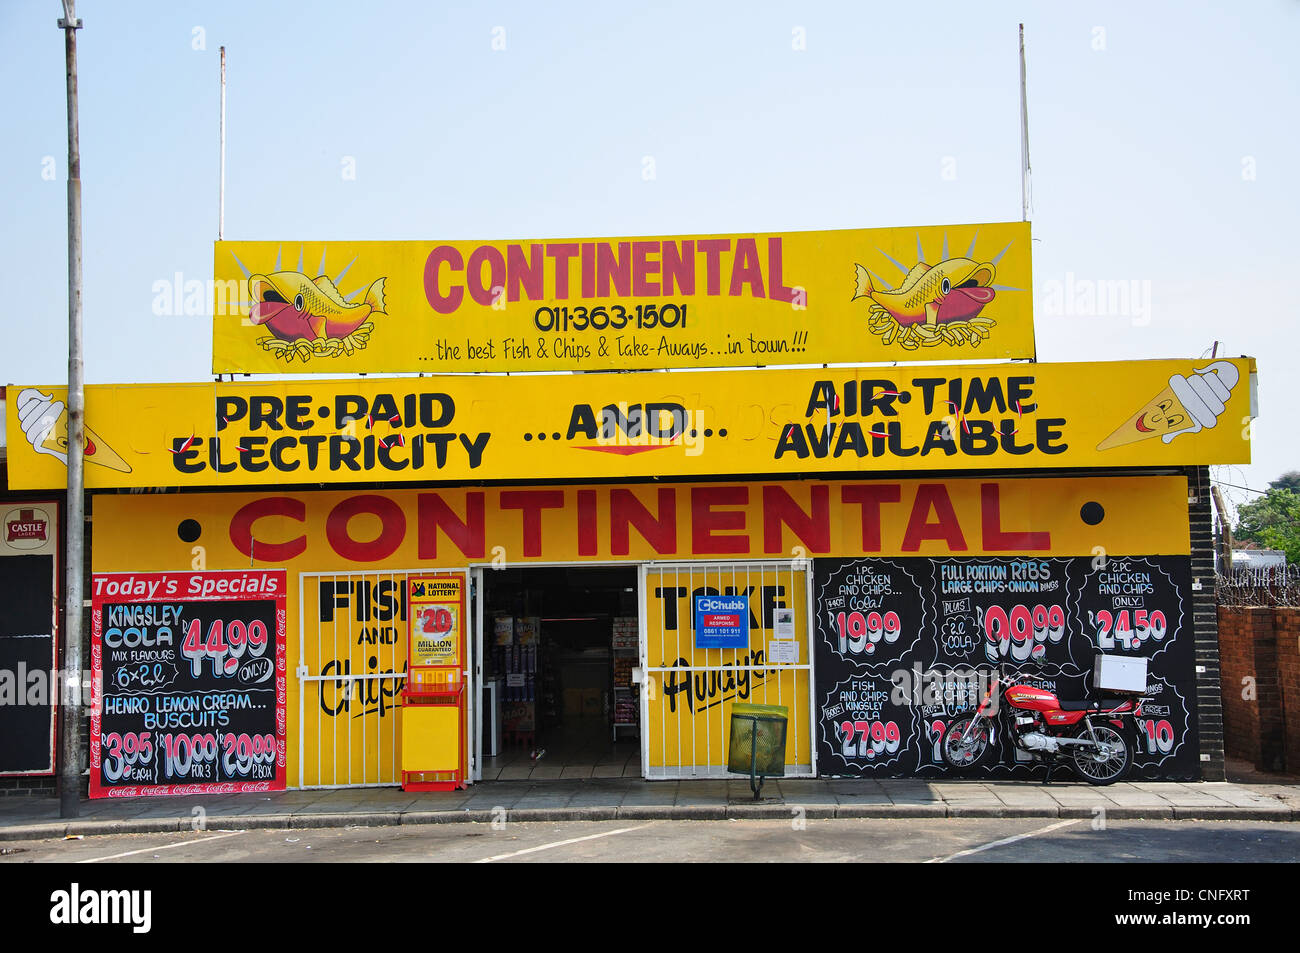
[473,824,653,863]
[925,818,1081,864]
[77,830,248,864]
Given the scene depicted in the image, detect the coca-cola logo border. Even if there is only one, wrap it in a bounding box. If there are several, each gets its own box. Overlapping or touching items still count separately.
[88,570,289,798]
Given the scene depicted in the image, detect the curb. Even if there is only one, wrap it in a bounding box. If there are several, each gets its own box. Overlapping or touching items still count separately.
[69,818,186,837]
[1057,805,1172,820]
[946,805,1063,818]
[1171,805,1294,822]
[288,812,404,829]
[1,802,1296,840]
[837,803,947,819]
[616,805,727,821]
[400,810,494,825]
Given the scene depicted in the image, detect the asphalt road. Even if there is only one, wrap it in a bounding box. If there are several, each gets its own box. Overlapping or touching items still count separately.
[2,817,1297,863]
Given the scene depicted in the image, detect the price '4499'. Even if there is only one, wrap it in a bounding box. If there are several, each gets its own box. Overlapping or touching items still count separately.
[181,618,269,678]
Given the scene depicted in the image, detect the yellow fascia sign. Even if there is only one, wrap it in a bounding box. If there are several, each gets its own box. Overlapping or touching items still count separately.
[211,222,1035,373]
[5,358,1253,491]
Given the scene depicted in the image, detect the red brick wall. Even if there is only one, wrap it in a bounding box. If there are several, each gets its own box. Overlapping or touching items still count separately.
[1277,609,1300,773]
[1219,609,1261,765]
[1218,606,1299,772]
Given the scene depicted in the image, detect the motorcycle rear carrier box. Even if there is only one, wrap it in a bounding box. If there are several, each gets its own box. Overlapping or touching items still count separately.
[1093,654,1147,693]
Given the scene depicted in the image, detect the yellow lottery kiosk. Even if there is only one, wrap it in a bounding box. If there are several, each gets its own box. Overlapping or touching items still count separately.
[399,575,468,791]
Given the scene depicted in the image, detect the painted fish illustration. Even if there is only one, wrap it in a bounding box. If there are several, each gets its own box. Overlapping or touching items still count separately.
[855,258,995,326]
[248,271,386,362]
[853,256,998,350]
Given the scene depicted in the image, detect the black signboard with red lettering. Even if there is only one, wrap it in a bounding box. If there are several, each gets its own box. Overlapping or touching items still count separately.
[89,570,287,797]
[813,556,1199,780]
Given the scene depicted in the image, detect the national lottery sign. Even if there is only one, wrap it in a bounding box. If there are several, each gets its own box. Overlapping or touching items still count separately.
[89,570,288,798]
[210,222,1035,373]
[408,575,464,668]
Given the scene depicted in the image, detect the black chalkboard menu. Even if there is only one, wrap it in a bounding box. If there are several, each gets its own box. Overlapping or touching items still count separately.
[0,549,57,776]
[814,556,1199,780]
[90,570,287,797]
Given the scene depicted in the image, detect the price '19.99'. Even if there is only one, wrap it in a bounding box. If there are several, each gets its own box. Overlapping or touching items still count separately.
[835,611,902,656]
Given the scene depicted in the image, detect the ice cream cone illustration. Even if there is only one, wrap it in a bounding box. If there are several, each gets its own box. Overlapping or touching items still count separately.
[16,389,132,473]
[1098,361,1239,450]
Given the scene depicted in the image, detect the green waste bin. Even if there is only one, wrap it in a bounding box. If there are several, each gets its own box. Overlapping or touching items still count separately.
[728,703,788,800]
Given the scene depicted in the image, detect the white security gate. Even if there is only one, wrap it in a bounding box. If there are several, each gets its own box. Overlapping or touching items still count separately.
[297,568,473,788]
[640,561,816,779]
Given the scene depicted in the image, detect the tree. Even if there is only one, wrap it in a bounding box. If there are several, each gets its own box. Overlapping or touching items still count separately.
[1233,487,1300,564]
[1269,471,1300,494]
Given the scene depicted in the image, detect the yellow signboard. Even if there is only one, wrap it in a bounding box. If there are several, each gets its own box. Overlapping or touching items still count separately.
[5,359,1253,490]
[211,223,1035,373]
[89,477,1191,578]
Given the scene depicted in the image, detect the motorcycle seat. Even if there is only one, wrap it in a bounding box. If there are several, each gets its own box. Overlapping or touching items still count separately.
[1057,698,1131,711]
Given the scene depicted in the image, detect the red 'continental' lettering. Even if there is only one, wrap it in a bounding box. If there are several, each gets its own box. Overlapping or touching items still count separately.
[577,490,599,557]
[424,245,463,313]
[230,497,306,562]
[762,484,829,554]
[980,482,1051,551]
[499,490,565,558]
[422,237,799,312]
[325,495,405,562]
[691,486,749,555]
[417,492,486,559]
[841,484,902,551]
[222,481,1054,563]
[610,488,676,556]
[902,484,967,551]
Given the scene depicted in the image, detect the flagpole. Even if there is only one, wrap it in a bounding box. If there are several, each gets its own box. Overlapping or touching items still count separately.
[219,46,226,240]
[1019,23,1032,222]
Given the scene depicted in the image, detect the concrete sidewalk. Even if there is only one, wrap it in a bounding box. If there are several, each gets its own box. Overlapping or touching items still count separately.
[2,776,1299,841]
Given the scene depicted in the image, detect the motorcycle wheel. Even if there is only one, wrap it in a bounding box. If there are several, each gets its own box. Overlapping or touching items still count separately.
[941,716,992,770]
[1071,723,1131,786]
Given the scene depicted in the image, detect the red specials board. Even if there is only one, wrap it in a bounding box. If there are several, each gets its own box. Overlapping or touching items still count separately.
[89,570,287,798]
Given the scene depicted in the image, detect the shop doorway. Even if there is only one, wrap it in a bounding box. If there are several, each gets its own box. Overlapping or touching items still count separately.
[478,565,641,781]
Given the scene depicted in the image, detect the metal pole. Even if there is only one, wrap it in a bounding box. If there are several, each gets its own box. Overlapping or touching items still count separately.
[1211,484,1234,575]
[58,0,85,819]
[1019,23,1031,222]
[219,46,225,240]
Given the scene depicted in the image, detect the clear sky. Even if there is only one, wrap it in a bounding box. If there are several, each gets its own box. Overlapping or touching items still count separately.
[1,0,1295,516]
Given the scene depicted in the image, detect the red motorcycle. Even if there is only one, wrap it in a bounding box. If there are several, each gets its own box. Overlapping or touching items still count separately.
[940,668,1146,785]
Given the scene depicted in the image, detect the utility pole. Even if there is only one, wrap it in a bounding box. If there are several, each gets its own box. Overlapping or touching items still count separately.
[58,0,85,819]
